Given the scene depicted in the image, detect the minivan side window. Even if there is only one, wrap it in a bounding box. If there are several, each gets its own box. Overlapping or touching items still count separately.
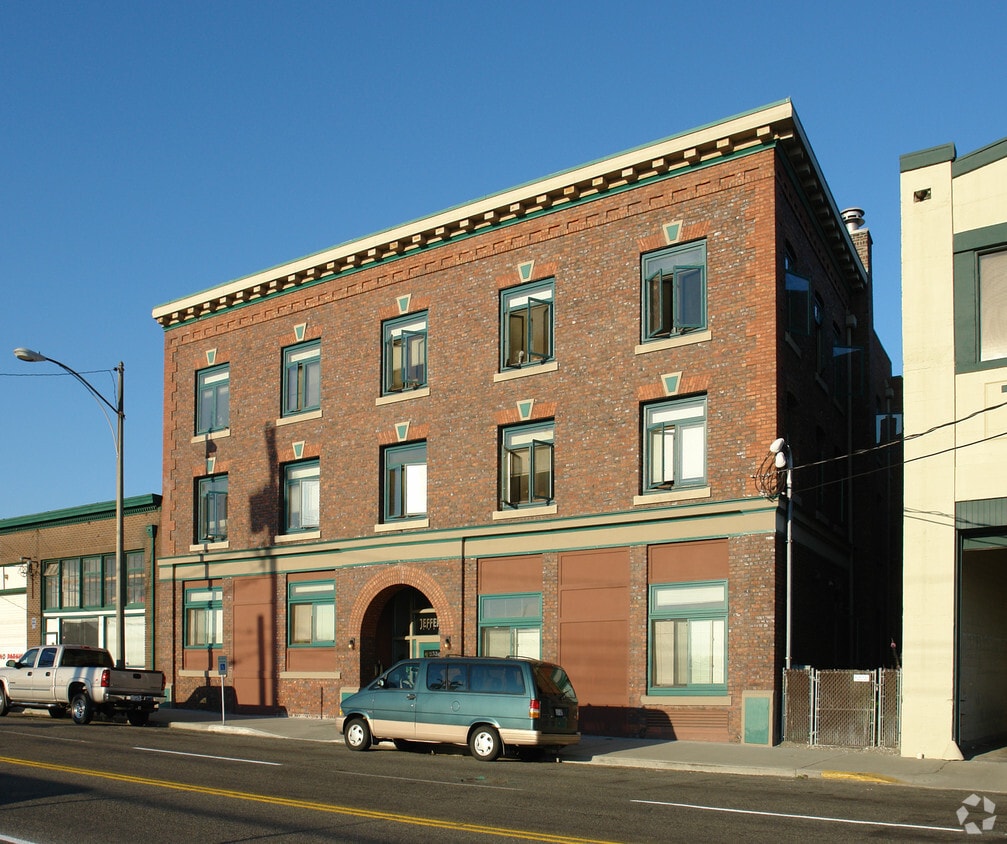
[469,663,526,694]
[377,661,418,690]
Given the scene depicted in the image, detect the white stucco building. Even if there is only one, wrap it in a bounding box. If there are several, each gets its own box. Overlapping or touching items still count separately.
[901,135,1007,759]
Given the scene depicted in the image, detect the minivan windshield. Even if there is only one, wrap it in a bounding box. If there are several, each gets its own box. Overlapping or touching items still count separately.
[533,663,578,702]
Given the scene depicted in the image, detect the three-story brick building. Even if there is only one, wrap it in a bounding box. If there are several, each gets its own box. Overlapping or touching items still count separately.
[152,100,899,741]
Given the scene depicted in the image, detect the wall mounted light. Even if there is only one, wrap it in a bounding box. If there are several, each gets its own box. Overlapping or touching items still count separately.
[444,636,451,650]
[348,637,355,650]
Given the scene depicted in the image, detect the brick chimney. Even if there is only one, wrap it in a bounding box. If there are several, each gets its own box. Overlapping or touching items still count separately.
[842,207,872,280]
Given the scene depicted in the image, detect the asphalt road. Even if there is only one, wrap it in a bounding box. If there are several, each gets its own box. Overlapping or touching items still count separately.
[0,714,993,842]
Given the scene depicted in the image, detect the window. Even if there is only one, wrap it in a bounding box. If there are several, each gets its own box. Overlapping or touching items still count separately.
[82,556,102,608]
[383,442,427,521]
[650,580,727,693]
[288,580,335,646]
[282,341,321,416]
[643,396,707,491]
[184,586,222,648]
[43,563,59,610]
[126,551,145,605]
[642,241,707,341]
[196,364,230,434]
[479,593,541,658]
[43,554,130,610]
[284,460,320,533]
[61,558,81,609]
[501,280,554,369]
[833,344,864,400]
[196,474,229,542]
[980,249,1007,362]
[382,313,427,393]
[501,422,554,508]
[785,271,809,336]
[103,555,117,607]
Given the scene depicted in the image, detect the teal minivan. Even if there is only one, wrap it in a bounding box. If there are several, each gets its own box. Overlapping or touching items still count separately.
[336,656,579,761]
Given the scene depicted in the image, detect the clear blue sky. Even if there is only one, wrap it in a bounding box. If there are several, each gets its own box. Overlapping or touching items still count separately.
[1,1,1004,519]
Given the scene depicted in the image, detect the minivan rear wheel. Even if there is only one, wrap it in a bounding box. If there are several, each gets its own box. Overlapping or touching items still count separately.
[469,725,501,762]
[344,718,371,751]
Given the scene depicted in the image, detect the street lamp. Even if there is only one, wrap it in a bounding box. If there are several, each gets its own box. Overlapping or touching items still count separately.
[13,348,127,668]
[768,437,794,671]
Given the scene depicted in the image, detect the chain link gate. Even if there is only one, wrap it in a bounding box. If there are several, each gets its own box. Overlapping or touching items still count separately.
[783,667,900,748]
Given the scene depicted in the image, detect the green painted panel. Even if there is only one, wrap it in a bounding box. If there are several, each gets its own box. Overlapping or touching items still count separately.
[899,143,956,173]
[743,695,771,745]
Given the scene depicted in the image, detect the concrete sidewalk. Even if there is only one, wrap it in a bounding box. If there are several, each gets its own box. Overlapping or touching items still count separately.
[148,707,1007,794]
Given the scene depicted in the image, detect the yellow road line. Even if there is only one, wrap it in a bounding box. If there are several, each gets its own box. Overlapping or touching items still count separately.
[0,755,620,844]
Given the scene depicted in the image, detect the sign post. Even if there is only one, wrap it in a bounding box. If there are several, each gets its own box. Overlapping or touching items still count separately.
[217,656,228,724]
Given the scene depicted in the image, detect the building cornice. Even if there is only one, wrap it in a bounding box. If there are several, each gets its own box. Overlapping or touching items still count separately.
[0,494,162,534]
[152,99,867,328]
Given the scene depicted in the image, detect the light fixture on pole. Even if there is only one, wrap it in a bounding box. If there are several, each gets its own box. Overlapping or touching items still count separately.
[14,347,127,668]
[767,437,794,671]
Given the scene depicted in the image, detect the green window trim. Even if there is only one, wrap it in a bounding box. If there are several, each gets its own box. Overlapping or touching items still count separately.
[648,579,728,696]
[42,553,142,611]
[184,586,223,649]
[642,241,707,342]
[196,474,229,543]
[501,280,555,370]
[478,592,542,658]
[284,460,320,533]
[501,422,554,509]
[282,340,321,416]
[383,441,427,522]
[643,396,707,492]
[287,580,335,647]
[196,364,230,434]
[954,225,1007,372]
[382,313,428,394]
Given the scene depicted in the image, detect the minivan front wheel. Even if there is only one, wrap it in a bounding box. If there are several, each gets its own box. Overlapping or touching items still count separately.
[469,725,501,762]
[344,718,372,751]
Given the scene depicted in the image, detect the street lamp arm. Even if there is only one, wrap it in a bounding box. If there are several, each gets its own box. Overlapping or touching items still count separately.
[13,348,121,417]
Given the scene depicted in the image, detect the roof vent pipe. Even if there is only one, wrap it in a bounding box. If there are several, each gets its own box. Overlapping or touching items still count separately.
[841,207,865,233]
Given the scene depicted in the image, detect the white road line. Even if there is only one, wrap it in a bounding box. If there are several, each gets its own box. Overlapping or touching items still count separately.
[632,800,962,834]
[134,746,281,766]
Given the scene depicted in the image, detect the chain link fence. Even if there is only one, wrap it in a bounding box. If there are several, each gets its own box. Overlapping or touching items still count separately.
[783,667,900,748]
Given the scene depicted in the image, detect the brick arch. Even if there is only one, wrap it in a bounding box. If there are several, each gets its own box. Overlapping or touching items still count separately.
[347,564,458,644]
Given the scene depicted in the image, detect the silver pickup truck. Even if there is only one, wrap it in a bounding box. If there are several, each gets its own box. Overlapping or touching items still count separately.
[0,644,164,726]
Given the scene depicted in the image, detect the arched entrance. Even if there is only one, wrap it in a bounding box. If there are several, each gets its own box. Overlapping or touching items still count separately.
[361,585,440,680]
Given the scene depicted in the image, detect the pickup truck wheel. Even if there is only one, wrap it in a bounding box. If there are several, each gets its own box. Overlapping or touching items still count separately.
[127,711,150,727]
[70,692,94,725]
[343,717,371,751]
[468,726,502,762]
[0,686,9,717]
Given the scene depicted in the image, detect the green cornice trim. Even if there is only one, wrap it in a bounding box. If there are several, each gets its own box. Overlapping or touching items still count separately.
[953,222,1007,254]
[0,493,162,534]
[954,137,1007,177]
[900,143,956,173]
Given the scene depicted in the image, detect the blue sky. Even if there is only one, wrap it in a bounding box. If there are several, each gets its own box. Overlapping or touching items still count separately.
[1,1,1004,519]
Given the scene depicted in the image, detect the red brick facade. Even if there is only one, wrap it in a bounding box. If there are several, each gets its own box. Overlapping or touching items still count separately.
[153,103,899,741]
